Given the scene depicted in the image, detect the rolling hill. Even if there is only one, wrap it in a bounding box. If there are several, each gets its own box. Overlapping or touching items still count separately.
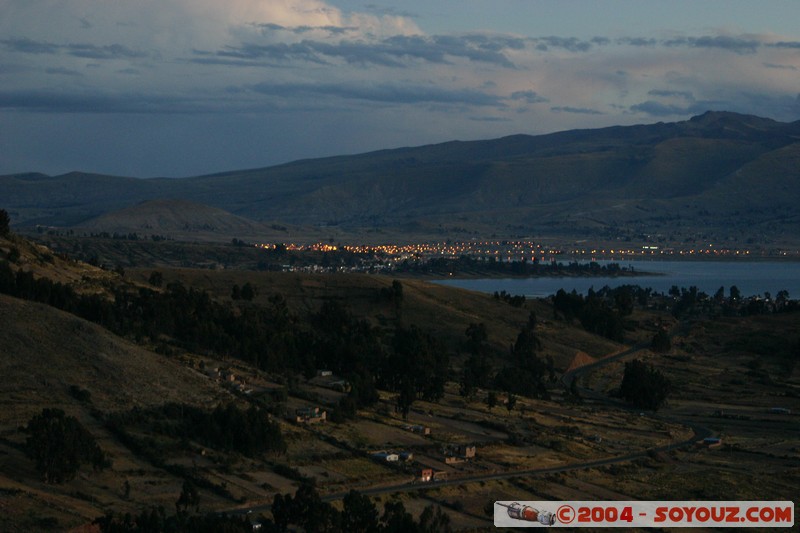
[74,199,298,241]
[2,111,799,243]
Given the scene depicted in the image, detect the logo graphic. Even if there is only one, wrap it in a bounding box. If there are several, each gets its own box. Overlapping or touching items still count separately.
[496,502,556,525]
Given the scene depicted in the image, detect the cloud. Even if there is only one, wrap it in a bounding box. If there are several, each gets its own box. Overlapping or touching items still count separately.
[251,81,503,107]
[534,36,593,52]
[768,41,800,49]
[617,37,658,47]
[199,32,522,68]
[763,62,797,71]
[662,35,760,54]
[629,100,693,117]
[647,89,695,100]
[469,116,511,122]
[0,89,213,114]
[1,38,147,60]
[253,22,355,36]
[45,67,84,77]
[510,90,548,104]
[67,43,147,60]
[363,4,419,19]
[550,106,603,115]
[1,38,60,55]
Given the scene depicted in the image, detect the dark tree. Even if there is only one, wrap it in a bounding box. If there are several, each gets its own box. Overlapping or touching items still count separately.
[176,479,200,513]
[24,408,109,483]
[615,288,634,316]
[280,483,340,533]
[619,359,671,410]
[387,325,448,406]
[486,390,498,410]
[148,271,163,287]
[506,392,517,413]
[418,504,452,533]
[391,279,403,305]
[342,489,378,533]
[714,286,725,302]
[396,381,415,419]
[380,500,416,533]
[651,329,671,353]
[729,285,741,301]
[461,323,492,397]
[94,507,253,532]
[240,282,255,301]
[0,209,10,237]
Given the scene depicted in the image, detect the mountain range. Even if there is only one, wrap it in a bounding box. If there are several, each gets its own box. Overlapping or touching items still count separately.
[2,111,799,243]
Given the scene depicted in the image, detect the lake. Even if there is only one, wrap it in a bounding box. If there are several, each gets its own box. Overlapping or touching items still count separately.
[433,260,800,298]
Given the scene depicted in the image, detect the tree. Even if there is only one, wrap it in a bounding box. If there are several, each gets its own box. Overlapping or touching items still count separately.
[714,285,725,302]
[342,489,378,533]
[391,279,403,305]
[418,504,452,533]
[461,323,492,397]
[729,285,741,301]
[619,359,671,410]
[24,408,109,483]
[505,391,517,413]
[149,271,163,287]
[0,209,10,237]
[614,288,634,316]
[176,479,200,513]
[240,282,255,301]
[381,500,416,533]
[486,390,498,410]
[651,329,671,353]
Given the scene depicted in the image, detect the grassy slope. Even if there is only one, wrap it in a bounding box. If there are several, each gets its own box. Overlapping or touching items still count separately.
[0,294,232,531]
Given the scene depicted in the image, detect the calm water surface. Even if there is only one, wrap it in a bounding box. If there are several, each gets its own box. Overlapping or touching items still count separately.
[433,261,800,298]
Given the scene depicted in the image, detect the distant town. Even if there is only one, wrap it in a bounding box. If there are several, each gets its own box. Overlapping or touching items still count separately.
[250,239,800,275]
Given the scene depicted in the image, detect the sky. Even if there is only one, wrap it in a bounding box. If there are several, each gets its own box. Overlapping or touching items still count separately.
[1,0,800,177]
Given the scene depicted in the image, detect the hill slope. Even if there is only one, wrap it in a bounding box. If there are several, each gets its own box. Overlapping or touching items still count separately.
[76,198,294,241]
[0,295,226,424]
[3,111,800,241]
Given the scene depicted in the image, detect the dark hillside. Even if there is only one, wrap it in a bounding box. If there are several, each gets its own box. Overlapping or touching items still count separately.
[3,111,800,242]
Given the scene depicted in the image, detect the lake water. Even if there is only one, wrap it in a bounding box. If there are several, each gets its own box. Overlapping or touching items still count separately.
[433,261,800,298]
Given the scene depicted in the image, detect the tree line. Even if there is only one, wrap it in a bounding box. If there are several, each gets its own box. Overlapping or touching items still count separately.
[106,402,286,457]
[95,485,452,532]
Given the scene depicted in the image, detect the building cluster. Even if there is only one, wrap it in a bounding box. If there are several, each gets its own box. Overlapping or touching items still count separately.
[294,407,327,424]
[206,366,251,393]
[370,450,414,463]
[254,239,799,275]
[442,444,476,464]
[401,424,431,436]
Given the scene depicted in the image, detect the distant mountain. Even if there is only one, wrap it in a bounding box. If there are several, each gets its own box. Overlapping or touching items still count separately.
[3,111,799,243]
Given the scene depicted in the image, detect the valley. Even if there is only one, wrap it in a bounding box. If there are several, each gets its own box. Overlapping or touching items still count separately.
[0,231,797,531]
